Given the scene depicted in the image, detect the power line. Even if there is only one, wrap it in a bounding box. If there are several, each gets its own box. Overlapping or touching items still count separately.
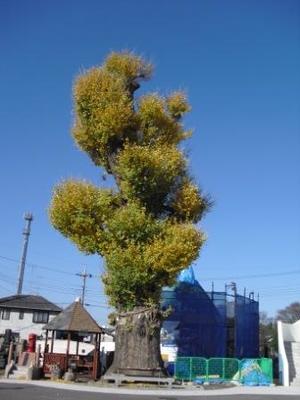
[0,255,78,276]
[29,285,81,296]
[0,242,105,271]
[0,264,107,298]
[1,251,300,307]
[0,270,16,282]
[85,304,111,309]
[2,254,300,281]
[1,259,300,298]
[201,268,300,281]
[1,257,300,297]
[0,283,12,293]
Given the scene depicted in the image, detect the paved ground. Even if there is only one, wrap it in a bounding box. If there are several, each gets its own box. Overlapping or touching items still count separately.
[1,380,300,400]
[0,383,300,400]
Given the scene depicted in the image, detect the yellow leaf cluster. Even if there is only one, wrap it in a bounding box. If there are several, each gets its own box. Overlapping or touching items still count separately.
[105,202,160,246]
[172,180,209,222]
[166,92,191,120]
[138,93,190,145]
[101,222,205,309]
[73,67,136,168]
[103,243,157,308]
[116,143,186,212]
[49,180,119,254]
[104,51,152,82]
[145,224,205,275]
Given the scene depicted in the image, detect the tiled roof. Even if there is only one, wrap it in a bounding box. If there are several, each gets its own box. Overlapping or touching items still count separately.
[43,301,102,333]
[0,294,61,312]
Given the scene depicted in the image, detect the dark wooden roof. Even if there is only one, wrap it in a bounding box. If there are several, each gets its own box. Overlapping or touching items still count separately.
[43,301,102,333]
[0,295,61,312]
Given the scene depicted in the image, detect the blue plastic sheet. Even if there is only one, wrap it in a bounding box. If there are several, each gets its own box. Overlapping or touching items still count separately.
[161,268,259,358]
[240,360,271,386]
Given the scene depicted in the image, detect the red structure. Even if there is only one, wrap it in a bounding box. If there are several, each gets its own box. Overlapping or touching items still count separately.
[42,301,103,380]
[27,333,37,353]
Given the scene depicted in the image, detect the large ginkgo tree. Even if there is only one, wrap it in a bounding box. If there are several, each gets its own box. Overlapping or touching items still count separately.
[49,52,209,376]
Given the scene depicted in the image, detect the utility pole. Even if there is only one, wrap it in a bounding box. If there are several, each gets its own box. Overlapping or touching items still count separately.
[76,268,92,305]
[16,212,33,295]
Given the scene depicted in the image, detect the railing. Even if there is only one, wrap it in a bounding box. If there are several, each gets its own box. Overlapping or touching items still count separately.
[174,357,273,385]
[43,352,66,373]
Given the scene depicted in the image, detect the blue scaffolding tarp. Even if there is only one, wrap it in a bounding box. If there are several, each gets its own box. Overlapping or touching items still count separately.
[161,267,259,358]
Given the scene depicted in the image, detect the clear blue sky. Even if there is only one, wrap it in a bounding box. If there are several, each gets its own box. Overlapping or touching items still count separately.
[0,0,299,323]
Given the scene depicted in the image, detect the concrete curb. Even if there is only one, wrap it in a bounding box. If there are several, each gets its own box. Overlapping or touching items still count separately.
[2,378,300,396]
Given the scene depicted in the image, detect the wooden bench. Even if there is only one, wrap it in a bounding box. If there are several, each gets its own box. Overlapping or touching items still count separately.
[104,373,174,388]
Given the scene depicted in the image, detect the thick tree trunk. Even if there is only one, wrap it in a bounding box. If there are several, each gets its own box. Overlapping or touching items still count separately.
[106,306,167,377]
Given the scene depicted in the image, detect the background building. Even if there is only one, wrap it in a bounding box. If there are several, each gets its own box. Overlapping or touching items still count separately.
[161,267,259,359]
[0,294,61,339]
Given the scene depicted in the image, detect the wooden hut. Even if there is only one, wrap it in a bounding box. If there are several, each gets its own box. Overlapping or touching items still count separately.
[43,300,102,380]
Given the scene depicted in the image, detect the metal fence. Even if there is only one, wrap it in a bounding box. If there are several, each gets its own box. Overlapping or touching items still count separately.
[174,357,273,385]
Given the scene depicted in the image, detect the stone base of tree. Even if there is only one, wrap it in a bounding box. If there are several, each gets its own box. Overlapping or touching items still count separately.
[103,372,174,387]
[106,367,166,377]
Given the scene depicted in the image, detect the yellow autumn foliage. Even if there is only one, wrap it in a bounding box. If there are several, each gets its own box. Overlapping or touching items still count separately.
[49,51,210,311]
[145,223,205,274]
[49,180,120,254]
[172,180,210,222]
[138,93,186,145]
[166,91,191,120]
[104,51,152,82]
[72,67,136,169]
[115,142,186,213]
[105,201,161,246]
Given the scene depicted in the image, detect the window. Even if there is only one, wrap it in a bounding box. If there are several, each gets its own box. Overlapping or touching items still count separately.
[32,311,49,323]
[1,310,10,320]
[19,311,24,320]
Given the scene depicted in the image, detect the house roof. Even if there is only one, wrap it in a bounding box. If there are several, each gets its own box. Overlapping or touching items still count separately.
[0,295,61,312]
[43,301,102,333]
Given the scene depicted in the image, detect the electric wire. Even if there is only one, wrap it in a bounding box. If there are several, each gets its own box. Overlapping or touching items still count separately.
[1,252,300,309]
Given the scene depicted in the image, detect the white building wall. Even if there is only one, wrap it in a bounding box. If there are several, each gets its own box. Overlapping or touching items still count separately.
[0,310,57,340]
[100,333,115,353]
[278,319,300,386]
[281,320,300,342]
[36,339,95,355]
